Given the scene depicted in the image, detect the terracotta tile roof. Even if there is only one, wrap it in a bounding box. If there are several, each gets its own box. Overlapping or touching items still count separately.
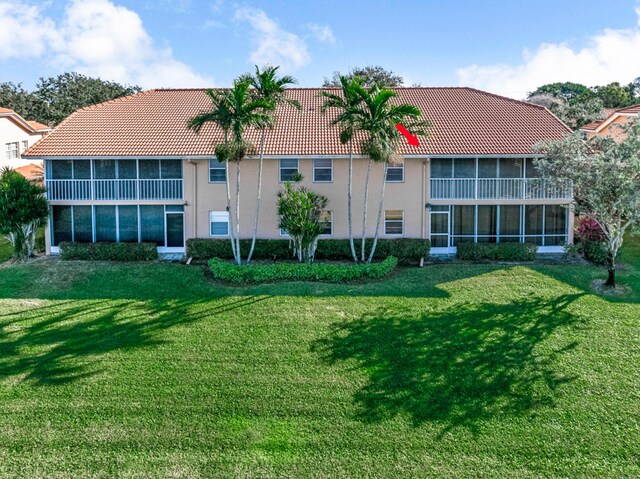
[26,120,51,132]
[15,163,44,182]
[23,87,571,158]
[0,107,15,114]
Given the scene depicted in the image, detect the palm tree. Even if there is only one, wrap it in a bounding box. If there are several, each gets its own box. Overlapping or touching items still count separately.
[189,80,272,264]
[345,83,429,263]
[241,66,301,264]
[320,76,366,263]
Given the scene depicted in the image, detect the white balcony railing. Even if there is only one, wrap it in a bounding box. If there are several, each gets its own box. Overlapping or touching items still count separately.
[430,178,572,200]
[46,179,183,201]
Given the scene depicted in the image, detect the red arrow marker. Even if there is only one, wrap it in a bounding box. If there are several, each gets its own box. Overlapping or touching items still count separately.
[396,123,419,147]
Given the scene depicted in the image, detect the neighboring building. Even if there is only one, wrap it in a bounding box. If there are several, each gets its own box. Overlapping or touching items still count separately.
[580,104,640,140]
[0,107,51,170]
[23,87,574,256]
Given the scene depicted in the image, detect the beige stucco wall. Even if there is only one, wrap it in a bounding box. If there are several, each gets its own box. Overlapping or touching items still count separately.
[186,157,428,240]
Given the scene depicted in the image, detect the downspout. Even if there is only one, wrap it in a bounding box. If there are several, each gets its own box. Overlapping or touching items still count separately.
[188,159,197,238]
[421,159,427,239]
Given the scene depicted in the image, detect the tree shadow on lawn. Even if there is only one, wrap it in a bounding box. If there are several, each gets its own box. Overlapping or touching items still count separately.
[0,295,268,386]
[313,293,583,435]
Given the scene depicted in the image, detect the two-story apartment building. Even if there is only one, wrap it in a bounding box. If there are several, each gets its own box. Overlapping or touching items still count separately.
[23,87,573,256]
[0,107,50,170]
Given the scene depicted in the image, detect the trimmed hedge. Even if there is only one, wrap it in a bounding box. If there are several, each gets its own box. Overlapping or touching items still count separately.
[208,256,398,284]
[60,242,158,262]
[187,238,430,264]
[456,242,538,261]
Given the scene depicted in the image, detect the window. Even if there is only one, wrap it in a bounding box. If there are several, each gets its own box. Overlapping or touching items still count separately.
[320,211,333,235]
[93,160,116,179]
[478,158,498,178]
[544,205,567,246]
[452,205,475,245]
[118,206,139,243]
[51,206,72,246]
[94,205,117,242]
[313,159,332,182]
[476,205,497,243]
[210,211,229,236]
[454,158,475,178]
[5,142,18,160]
[160,160,182,179]
[209,159,226,182]
[386,162,404,182]
[279,159,299,182]
[499,205,521,242]
[384,210,403,235]
[499,158,523,178]
[430,158,452,178]
[20,140,28,153]
[73,206,93,242]
[139,159,160,179]
[140,205,165,246]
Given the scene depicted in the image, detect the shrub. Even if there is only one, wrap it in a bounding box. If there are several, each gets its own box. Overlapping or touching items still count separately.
[208,256,398,284]
[188,238,430,265]
[60,242,158,261]
[456,242,538,261]
[574,215,608,265]
[581,240,608,265]
[576,216,606,242]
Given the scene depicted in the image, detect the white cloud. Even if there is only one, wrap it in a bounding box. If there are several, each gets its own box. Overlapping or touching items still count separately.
[0,2,62,58]
[306,23,336,45]
[0,0,213,89]
[234,7,310,72]
[457,8,640,99]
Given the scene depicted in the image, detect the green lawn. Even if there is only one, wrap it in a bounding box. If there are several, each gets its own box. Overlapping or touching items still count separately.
[0,240,639,478]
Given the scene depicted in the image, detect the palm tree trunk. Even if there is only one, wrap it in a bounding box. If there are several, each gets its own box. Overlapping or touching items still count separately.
[347,141,357,263]
[225,161,237,261]
[360,158,372,262]
[368,163,388,264]
[234,160,241,265]
[247,130,266,264]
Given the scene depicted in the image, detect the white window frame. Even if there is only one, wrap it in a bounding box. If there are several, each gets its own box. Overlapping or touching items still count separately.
[210,211,230,237]
[320,210,333,236]
[279,159,299,182]
[20,140,28,153]
[384,210,404,236]
[208,159,226,183]
[313,159,333,183]
[5,142,18,160]
[385,162,404,182]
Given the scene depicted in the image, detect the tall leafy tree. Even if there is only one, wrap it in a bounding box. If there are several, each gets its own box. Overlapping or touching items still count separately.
[240,66,301,264]
[321,76,367,262]
[527,82,591,102]
[323,66,404,88]
[1,73,140,126]
[188,80,272,264]
[535,119,640,288]
[0,168,49,260]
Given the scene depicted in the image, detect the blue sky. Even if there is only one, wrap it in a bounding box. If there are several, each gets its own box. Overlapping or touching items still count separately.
[1,0,640,99]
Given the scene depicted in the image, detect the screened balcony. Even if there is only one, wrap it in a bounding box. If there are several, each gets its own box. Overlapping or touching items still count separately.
[45,159,183,201]
[429,157,572,201]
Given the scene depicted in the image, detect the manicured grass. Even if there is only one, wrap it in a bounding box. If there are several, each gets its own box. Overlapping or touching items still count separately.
[0,239,639,477]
